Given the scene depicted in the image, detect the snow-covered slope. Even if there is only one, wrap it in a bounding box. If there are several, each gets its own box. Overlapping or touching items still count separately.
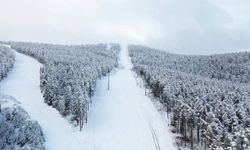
[74,44,176,150]
[0,48,75,150]
[0,45,176,150]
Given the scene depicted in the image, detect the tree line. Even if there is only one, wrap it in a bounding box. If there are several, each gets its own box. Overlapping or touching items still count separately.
[9,41,120,130]
[0,45,15,81]
[129,45,250,150]
[0,96,45,150]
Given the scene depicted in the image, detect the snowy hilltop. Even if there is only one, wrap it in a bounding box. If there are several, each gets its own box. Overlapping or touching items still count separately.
[1,41,249,150]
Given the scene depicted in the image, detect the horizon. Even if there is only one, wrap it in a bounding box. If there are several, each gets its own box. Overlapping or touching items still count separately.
[1,0,250,55]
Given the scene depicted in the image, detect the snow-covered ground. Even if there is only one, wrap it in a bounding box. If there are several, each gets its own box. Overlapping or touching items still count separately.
[79,44,177,150]
[0,45,176,150]
[0,46,76,150]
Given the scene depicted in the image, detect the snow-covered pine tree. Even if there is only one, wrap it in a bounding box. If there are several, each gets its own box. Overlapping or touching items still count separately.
[7,42,120,129]
[128,45,250,149]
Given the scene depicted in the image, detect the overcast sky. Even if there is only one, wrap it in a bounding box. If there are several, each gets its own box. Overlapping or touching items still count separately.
[0,0,250,54]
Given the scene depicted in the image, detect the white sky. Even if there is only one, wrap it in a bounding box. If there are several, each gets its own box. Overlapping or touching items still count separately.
[0,0,250,54]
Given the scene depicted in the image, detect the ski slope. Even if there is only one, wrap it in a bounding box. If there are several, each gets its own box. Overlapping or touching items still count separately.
[0,45,176,150]
[0,46,76,150]
[79,44,177,150]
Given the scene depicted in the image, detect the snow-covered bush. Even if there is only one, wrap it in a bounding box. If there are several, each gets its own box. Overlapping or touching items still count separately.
[129,45,250,150]
[0,96,45,150]
[9,42,120,129]
[0,46,15,81]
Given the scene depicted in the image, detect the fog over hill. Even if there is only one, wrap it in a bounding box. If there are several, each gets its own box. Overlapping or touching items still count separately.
[1,0,250,54]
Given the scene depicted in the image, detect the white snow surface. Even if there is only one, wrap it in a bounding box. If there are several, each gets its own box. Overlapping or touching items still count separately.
[0,44,176,150]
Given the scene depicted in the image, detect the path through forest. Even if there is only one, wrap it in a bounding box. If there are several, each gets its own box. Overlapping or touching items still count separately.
[74,44,176,150]
[0,45,76,150]
[0,44,176,150]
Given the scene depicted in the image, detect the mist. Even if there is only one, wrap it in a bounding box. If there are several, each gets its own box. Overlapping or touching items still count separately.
[0,0,250,54]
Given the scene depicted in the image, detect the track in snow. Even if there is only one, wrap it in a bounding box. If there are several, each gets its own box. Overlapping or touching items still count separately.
[0,46,77,150]
[0,45,176,150]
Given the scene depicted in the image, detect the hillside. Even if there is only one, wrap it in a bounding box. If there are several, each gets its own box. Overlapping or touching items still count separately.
[129,45,250,150]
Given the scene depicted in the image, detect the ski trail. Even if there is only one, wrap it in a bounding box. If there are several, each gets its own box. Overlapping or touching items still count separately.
[73,44,176,150]
[0,44,176,150]
[0,47,78,150]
